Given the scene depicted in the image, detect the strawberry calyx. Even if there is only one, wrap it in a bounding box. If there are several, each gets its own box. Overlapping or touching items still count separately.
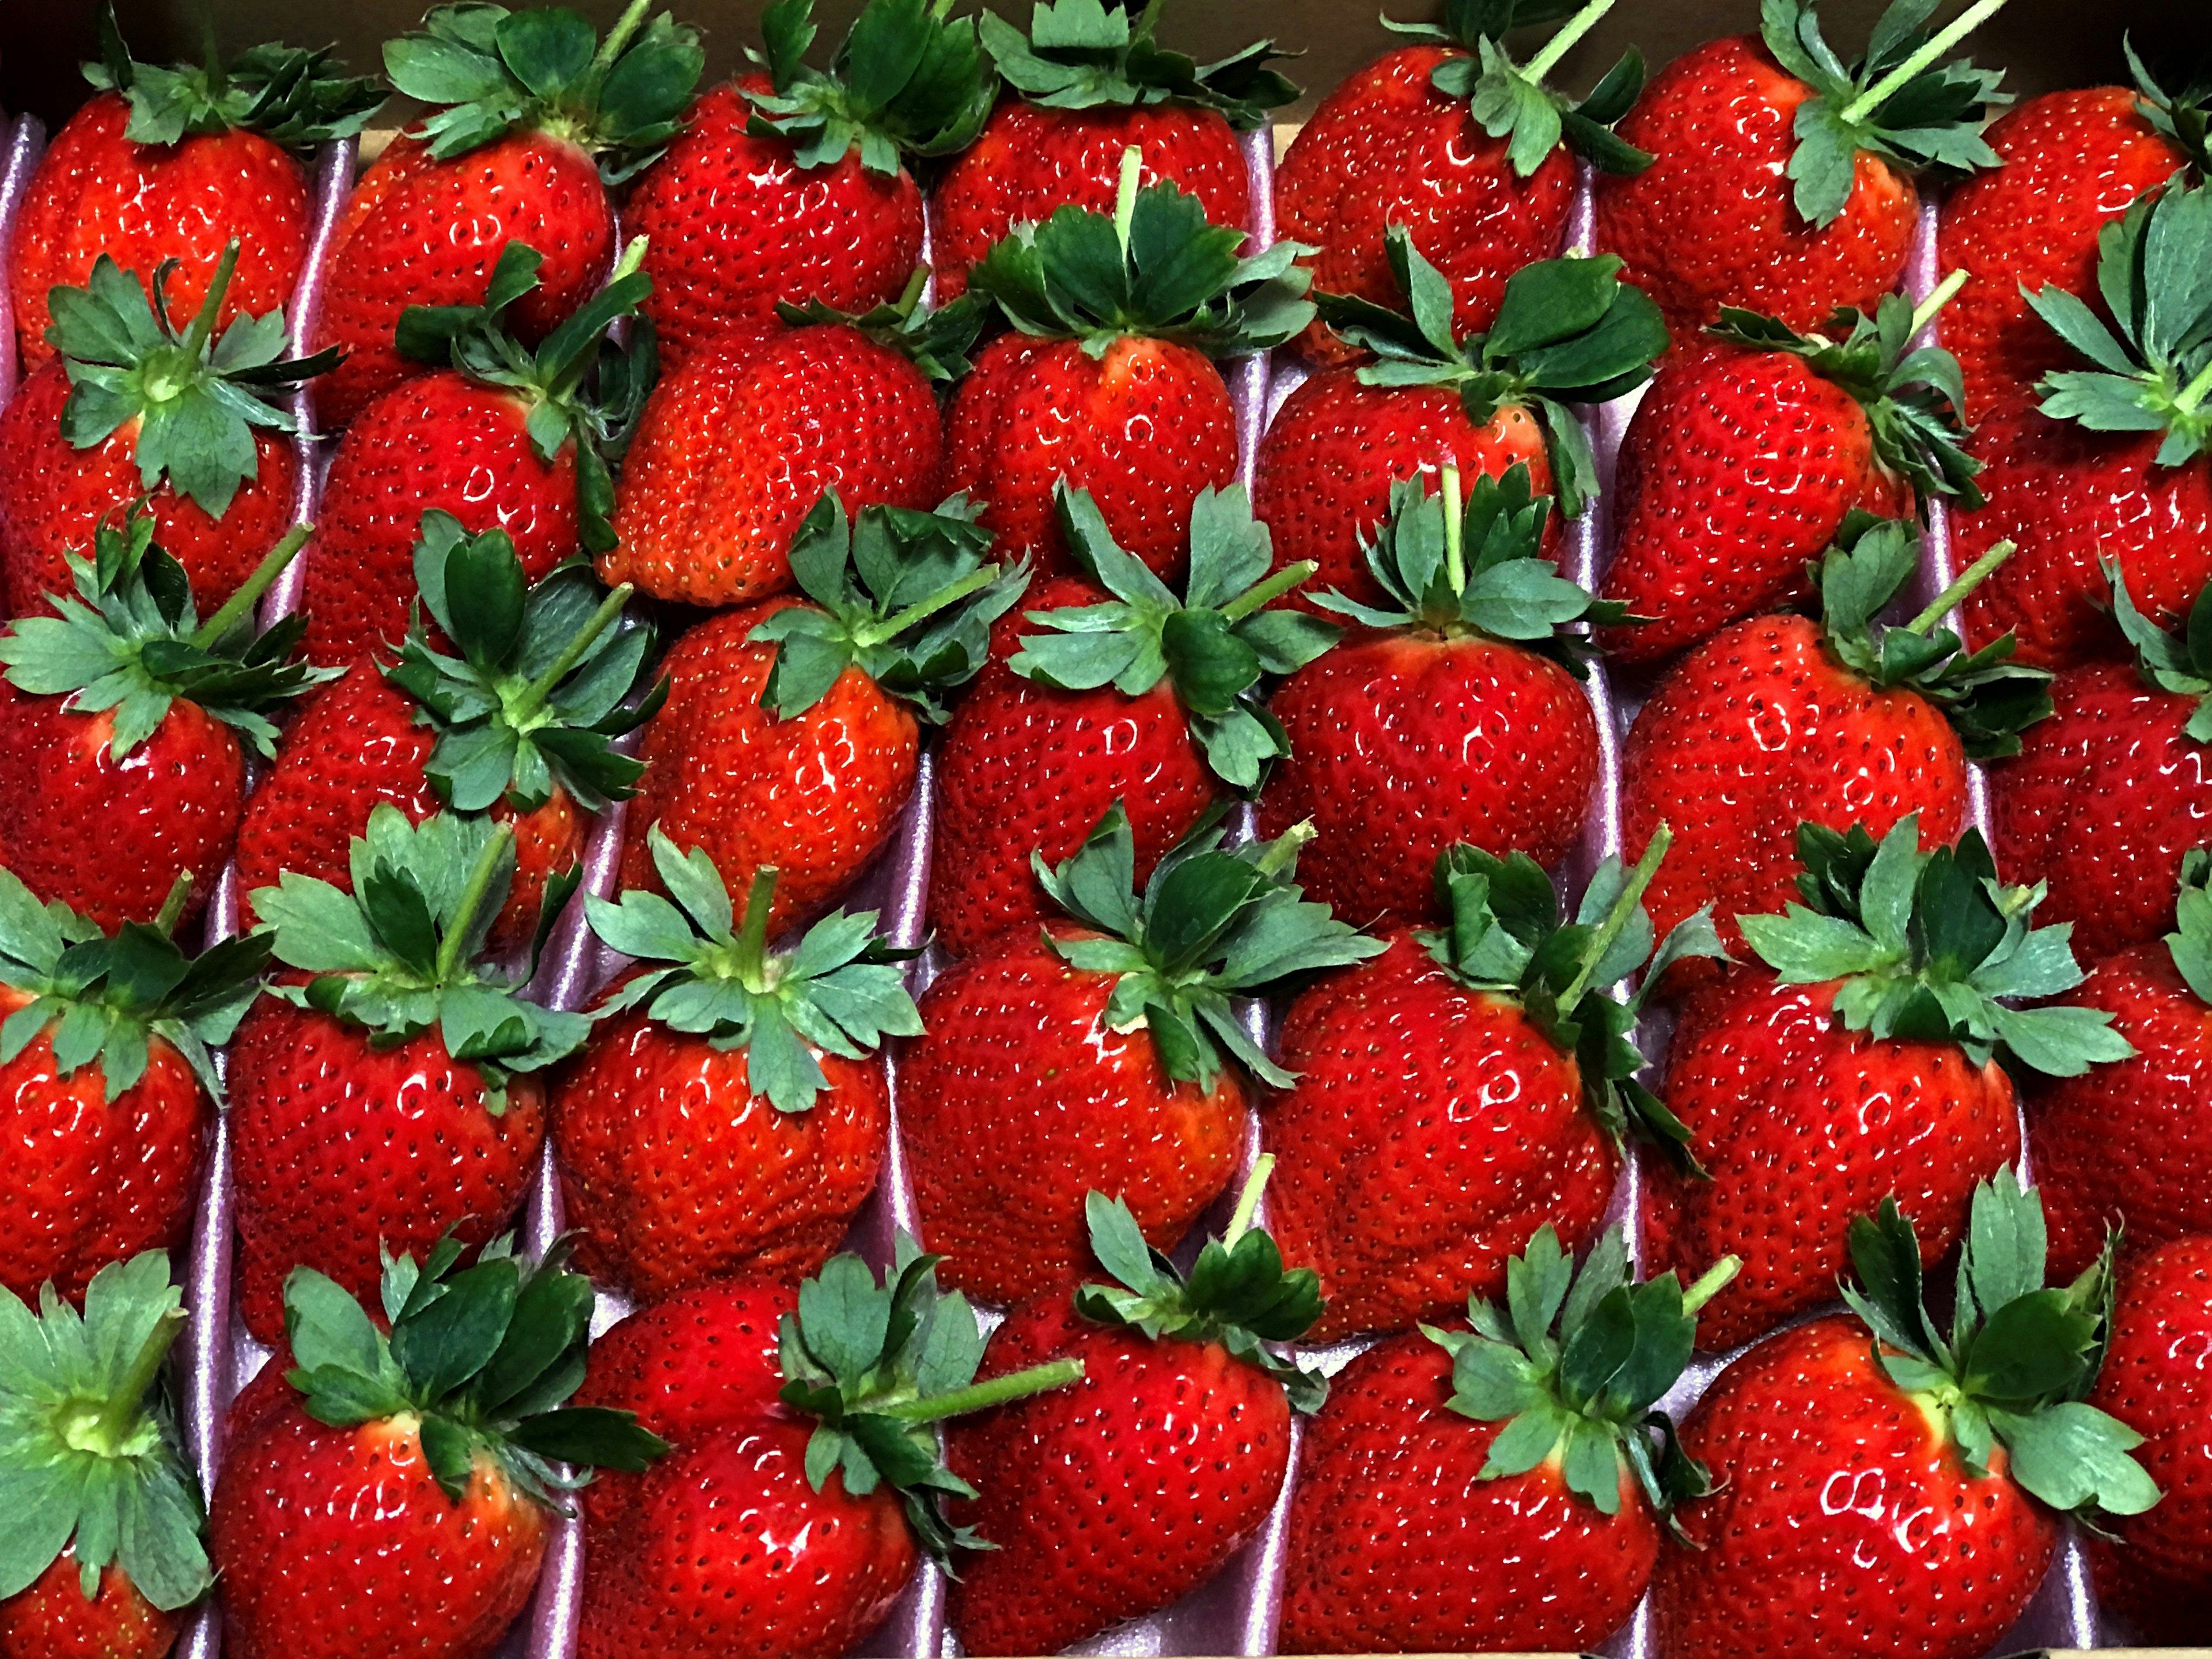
[282,1234,667,1511]
[85,0,386,148]
[2110,563,2212,740]
[585,825,922,1113]
[1316,226,1665,518]
[776,1236,1085,1562]
[1426,1225,1736,1533]
[2126,38,2212,175]
[1033,802,1387,1090]
[978,0,1298,128]
[248,806,593,1108]
[384,0,706,185]
[1737,815,2134,1078]
[2164,850,2212,1002]
[1841,1168,2157,1524]
[0,510,333,762]
[1011,482,1338,788]
[0,1252,211,1614]
[747,488,1029,723]
[384,512,663,817]
[744,0,995,173]
[778,270,986,381]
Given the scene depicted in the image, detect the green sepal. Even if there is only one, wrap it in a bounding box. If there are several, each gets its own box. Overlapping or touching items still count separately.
[84,1,385,147]
[2124,36,2212,176]
[2162,849,2212,1006]
[2109,563,2212,742]
[977,0,1298,129]
[1421,9,1652,179]
[743,0,995,172]
[775,286,984,382]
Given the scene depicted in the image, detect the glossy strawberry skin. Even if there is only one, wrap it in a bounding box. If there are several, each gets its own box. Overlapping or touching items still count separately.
[1264,934,1616,1342]
[1621,613,1970,963]
[603,320,943,607]
[225,996,547,1347]
[944,332,1235,584]
[1937,88,2190,422]
[0,1550,182,1659]
[945,1292,1291,1656]
[1656,1316,2058,1659]
[899,923,1247,1306]
[1273,46,1577,366]
[0,361,298,620]
[1281,1330,1657,1654]
[1646,969,2019,1353]
[628,79,923,365]
[1593,36,1916,356]
[1257,632,1600,927]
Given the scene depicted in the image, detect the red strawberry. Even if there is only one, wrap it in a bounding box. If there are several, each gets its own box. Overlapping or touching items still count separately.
[1593,2,2003,355]
[1282,1228,1732,1654]
[228,808,593,1343]
[210,1240,666,1659]
[1646,819,2130,1351]
[312,2,703,429]
[928,0,1294,302]
[1655,1174,2157,1658]
[1257,466,1606,926]
[946,1176,1325,1654]
[903,806,1382,1305]
[1267,833,1723,1340]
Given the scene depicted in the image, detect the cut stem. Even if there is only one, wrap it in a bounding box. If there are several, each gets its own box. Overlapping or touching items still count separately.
[1223,1153,1276,1248]
[1523,0,1621,81]
[1838,0,2009,126]
[1113,145,1144,251]
[153,871,194,938]
[1905,541,2014,635]
[435,823,516,982]
[1441,463,1467,594]
[887,1357,1085,1424]
[1681,1255,1741,1317]
[1557,823,1672,1017]
[2174,356,2212,417]
[179,238,243,361]
[1220,560,1317,623]
[861,563,1006,647]
[732,866,781,986]
[510,584,632,720]
[1255,821,1317,882]
[1908,268,1969,339]
[190,522,312,649]
[92,1308,185,1450]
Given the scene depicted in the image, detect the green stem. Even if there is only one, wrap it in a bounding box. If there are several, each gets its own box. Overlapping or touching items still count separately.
[1255,821,1316,882]
[434,823,516,982]
[2174,356,2212,416]
[1557,823,1672,1017]
[1838,0,2009,126]
[593,0,653,69]
[509,584,632,721]
[885,1357,1085,1425]
[1222,1153,1276,1248]
[1681,1255,1741,1317]
[732,866,781,985]
[180,238,243,360]
[1113,145,1143,254]
[1522,0,1620,81]
[92,1308,185,1450]
[895,263,929,318]
[859,563,1005,647]
[190,523,312,649]
[1904,541,2013,635]
[1441,463,1467,595]
[153,872,194,938]
[609,235,650,285]
[1908,268,1969,338]
[1219,560,1317,623]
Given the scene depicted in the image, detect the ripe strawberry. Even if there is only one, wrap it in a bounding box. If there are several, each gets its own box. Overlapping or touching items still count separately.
[627,0,991,361]
[0,869,264,1306]
[903,805,1383,1305]
[576,1244,1080,1659]
[1267,833,1724,1341]
[1274,0,1649,364]
[228,808,593,1343]
[1257,465,1610,926]
[1596,291,1980,664]
[10,14,382,377]
[946,1175,1325,1654]
[0,512,324,931]
[929,0,1296,302]
[1282,1228,1732,1654]
[1593,0,2004,354]
[0,1253,213,1657]
[555,825,924,1298]
[313,1,704,429]
[210,1238,666,1659]
[1655,1173,2157,1658]
[1,247,321,618]
[950,158,1311,582]
[930,482,1335,953]
[1621,517,2048,960]
[1646,818,2131,1351]
[619,493,1021,935]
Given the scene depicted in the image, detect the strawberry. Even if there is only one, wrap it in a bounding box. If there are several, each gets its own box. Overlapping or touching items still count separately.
[234,514,659,954]
[946,1173,1325,1654]
[0,1253,213,1658]
[0,512,324,932]
[210,1238,666,1659]
[1654,1173,2157,1659]
[627,0,991,362]
[312,1,704,430]
[228,808,593,1344]
[1596,290,1982,665]
[1621,517,2049,961]
[0,869,264,1306]
[1281,1227,1732,1654]
[1956,180,2212,670]
[576,1243,1080,1659]
[902,805,1383,1305]
[9,6,383,376]
[1258,229,1664,611]
[618,492,1022,935]
[1646,817,2131,1352]
[1593,0,2004,355]
[554,825,923,1298]
[1267,833,1725,1341]
[1274,0,1650,365]
[930,482,1335,954]
[950,156,1312,582]
[929,0,1296,302]
[301,237,657,666]
[1257,465,1611,926]
[0,246,324,619]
